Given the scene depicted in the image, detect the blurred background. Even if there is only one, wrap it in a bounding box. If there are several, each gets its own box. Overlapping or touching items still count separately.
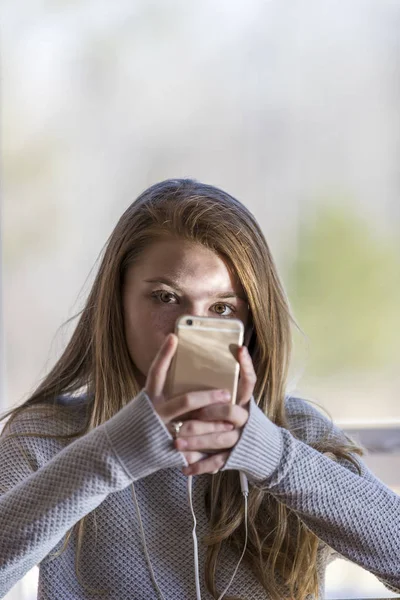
[1,0,399,598]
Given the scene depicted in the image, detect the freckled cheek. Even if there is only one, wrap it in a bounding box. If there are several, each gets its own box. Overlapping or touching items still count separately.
[126,307,177,353]
[148,307,180,335]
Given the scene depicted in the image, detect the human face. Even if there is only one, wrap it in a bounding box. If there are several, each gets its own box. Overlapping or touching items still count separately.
[122,237,250,387]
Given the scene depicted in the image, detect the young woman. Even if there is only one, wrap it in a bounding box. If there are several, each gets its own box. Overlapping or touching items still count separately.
[0,178,399,600]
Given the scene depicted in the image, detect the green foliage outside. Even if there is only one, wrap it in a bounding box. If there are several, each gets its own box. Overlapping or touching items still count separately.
[285,203,400,376]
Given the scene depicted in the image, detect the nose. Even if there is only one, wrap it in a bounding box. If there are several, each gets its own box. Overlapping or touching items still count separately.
[180,300,210,318]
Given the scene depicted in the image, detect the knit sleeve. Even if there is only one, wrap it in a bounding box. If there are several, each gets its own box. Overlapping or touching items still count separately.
[0,389,187,597]
[222,396,400,594]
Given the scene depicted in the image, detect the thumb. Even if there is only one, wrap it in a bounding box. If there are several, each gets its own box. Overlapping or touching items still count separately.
[145,333,178,401]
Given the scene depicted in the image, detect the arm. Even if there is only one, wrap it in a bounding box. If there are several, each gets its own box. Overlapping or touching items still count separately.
[0,390,186,597]
[222,396,400,593]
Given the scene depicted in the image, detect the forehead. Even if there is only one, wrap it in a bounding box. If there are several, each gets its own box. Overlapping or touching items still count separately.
[128,237,243,292]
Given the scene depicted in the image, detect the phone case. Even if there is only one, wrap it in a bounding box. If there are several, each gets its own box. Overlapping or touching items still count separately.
[166,315,244,404]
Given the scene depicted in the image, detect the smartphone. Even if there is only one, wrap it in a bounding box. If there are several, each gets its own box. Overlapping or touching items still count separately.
[166,315,244,404]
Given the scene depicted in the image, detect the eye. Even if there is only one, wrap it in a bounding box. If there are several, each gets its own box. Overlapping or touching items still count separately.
[151,290,178,304]
[212,302,236,317]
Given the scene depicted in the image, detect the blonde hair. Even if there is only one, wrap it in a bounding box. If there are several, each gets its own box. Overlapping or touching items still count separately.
[1,179,362,599]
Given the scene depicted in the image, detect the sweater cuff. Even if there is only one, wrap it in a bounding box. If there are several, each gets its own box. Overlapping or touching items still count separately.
[222,397,283,482]
[103,389,187,481]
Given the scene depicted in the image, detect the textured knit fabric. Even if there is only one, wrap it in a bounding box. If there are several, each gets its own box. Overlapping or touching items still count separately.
[0,390,399,599]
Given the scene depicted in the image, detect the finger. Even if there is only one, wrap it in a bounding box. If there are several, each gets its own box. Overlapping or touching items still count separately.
[157,388,231,423]
[145,334,178,399]
[174,429,240,453]
[185,404,248,428]
[182,450,208,464]
[236,346,257,406]
[172,420,234,438]
[182,451,229,476]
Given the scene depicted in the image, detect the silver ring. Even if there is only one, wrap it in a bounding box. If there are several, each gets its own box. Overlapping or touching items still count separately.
[170,421,184,440]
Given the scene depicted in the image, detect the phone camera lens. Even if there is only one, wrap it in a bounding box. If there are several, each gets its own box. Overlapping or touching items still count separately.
[187,319,193,326]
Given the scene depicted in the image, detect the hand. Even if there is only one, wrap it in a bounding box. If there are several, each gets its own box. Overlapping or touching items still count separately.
[144,334,257,475]
[177,345,257,475]
[145,334,236,467]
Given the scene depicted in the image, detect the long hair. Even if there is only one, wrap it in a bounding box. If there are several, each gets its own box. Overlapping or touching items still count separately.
[1,179,362,599]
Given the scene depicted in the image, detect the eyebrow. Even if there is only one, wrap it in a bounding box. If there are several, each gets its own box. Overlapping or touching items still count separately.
[144,277,247,302]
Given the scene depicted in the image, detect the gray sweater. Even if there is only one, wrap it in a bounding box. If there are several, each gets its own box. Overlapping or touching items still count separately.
[0,390,399,599]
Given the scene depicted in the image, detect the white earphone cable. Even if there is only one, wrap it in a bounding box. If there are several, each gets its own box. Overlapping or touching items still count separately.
[217,489,249,600]
[132,471,248,600]
[131,483,166,600]
[187,475,202,600]
[187,471,249,600]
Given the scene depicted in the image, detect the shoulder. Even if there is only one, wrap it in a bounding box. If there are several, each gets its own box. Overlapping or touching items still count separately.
[284,394,348,447]
[4,395,88,437]
[1,395,89,470]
